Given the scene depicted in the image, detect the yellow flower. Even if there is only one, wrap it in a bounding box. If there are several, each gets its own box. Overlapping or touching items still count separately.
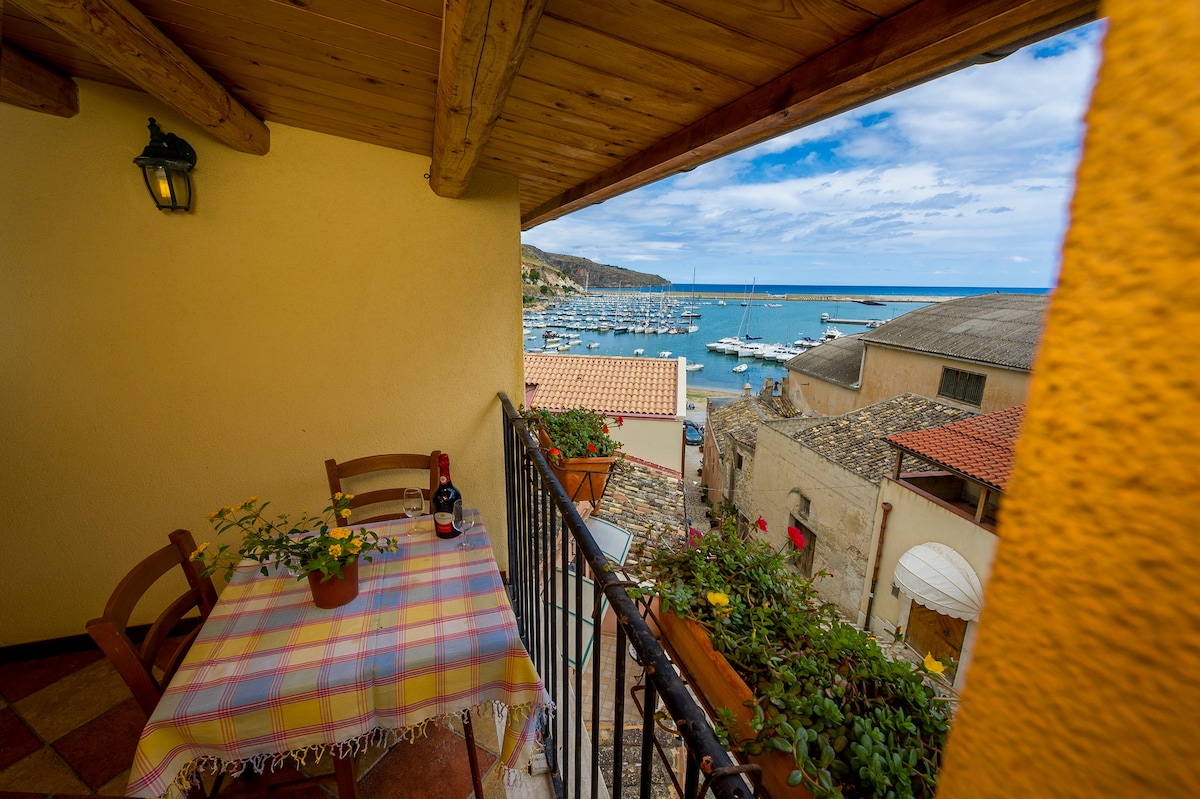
[923,652,946,676]
[239,495,258,509]
[334,492,343,500]
[190,542,210,559]
[344,493,355,500]
[329,527,351,540]
[340,508,352,518]
[328,544,343,559]
[707,591,730,607]
[348,538,363,554]
[206,508,221,521]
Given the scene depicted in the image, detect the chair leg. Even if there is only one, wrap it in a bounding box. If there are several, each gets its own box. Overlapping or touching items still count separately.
[462,710,485,798]
[333,752,359,799]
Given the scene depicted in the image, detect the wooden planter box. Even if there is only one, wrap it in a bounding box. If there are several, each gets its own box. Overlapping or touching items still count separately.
[659,611,813,799]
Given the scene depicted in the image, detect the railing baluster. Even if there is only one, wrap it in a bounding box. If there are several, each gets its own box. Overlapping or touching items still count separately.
[498,393,751,799]
[612,622,627,799]
[639,677,657,799]
[684,746,700,799]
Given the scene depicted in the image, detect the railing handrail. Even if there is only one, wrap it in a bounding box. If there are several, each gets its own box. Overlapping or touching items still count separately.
[498,392,753,799]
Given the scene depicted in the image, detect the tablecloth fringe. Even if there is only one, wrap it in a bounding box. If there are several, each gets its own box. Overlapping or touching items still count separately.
[169,699,554,797]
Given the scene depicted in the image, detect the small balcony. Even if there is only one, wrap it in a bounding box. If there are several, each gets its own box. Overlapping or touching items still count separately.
[0,396,754,799]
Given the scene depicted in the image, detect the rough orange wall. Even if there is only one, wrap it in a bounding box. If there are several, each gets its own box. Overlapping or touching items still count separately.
[936,4,1200,797]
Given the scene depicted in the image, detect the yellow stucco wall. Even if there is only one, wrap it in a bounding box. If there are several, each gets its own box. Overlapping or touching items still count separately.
[937,4,1200,796]
[0,82,522,647]
[859,347,1029,414]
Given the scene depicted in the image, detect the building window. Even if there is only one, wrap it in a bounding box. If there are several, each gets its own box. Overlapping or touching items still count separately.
[735,452,744,470]
[938,367,986,406]
[789,515,816,577]
[789,490,811,519]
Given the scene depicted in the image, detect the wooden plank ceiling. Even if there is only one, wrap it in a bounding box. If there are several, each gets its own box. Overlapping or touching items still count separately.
[1,0,1098,228]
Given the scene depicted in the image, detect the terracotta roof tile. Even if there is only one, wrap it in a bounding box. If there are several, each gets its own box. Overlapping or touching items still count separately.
[885,404,1025,491]
[524,354,682,417]
[792,394,976,483]
[708,394,800,452]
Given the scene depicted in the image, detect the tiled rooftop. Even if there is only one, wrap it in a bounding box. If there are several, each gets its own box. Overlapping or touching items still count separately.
[885,404,1026,491]
[524,354,681,417]
[861,293,1048,370]
[593,460,686,558]
[791,393,977,483]
[784,335,866,387]
[707,391,799,452]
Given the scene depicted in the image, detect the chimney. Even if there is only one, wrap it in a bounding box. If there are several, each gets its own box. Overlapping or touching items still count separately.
[742,382,752,397]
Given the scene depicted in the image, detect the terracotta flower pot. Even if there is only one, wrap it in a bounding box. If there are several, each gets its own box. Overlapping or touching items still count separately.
[659,610,813,799]
[537,429,617,508]
[306,558,359,609]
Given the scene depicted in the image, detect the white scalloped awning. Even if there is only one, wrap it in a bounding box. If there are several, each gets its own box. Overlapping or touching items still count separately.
[894,542,984,621]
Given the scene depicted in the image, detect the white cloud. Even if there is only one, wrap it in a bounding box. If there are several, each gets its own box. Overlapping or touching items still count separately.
[523,23,1104,287]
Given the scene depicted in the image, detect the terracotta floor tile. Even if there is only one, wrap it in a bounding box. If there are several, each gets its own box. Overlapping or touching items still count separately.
[97,766,131,797]
[0,708,43,772]
[0,748,88,795]
[359,726,496,799]
[51,697,143,790]
[13,659,133,743]
[0,650,104,704]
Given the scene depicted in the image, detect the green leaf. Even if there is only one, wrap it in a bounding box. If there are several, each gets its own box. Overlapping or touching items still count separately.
[787,770,804,788]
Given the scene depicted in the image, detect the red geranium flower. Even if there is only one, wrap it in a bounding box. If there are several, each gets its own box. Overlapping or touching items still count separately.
[602,424,610,434]
[787,525,807,550]
[756,515,767,532]
[616,416,624,427]
[549,448,561,458]
[587,442,597,453]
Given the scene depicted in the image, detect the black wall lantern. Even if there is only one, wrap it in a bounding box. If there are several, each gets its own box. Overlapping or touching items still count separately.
[133,118,197,211]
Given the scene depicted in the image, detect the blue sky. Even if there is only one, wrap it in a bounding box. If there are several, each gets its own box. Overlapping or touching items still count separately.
[522,22,1105,288]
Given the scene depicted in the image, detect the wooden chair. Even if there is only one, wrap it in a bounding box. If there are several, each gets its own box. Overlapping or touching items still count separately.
[89,530,361,798]
[324,451,441,525]
[87,528,218,718]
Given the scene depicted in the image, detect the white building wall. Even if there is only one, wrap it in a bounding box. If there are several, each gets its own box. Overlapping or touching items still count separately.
[865,479,1000,689]
[750,424,881,621]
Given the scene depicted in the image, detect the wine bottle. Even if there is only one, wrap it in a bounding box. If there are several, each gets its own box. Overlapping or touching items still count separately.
[432,453,463,538]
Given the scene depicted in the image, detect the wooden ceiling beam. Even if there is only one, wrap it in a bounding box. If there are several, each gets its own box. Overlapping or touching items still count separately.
[1,40,79,117]
[430,0,547,198]
[522,0,1099,229]
[10,0,269,154]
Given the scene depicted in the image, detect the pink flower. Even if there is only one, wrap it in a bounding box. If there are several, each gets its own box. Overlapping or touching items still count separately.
[787,526,807,550]
[687,526,702,548]
[587,442,597,453]
[756,516,767,532]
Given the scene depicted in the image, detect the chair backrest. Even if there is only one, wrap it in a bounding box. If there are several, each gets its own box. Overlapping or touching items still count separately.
[324,451,441,526]
[86,529,218,717]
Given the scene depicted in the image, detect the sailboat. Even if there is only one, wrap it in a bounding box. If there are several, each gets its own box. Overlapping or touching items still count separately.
[743,279,762,340]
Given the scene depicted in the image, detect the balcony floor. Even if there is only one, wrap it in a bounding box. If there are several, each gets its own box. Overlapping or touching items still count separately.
[0,645,554,799]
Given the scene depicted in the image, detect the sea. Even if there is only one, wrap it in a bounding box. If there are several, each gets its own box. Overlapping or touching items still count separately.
[524,285,1049,396]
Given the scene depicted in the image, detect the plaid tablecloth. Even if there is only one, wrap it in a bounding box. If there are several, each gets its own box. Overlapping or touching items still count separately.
[128,516,548,798]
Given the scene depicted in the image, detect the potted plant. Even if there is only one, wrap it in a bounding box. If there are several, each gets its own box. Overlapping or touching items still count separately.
[630,513,951,799]
[190,493,399,608]
[520,405,624,506]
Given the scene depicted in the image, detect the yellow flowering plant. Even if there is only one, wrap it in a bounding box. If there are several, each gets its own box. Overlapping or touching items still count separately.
[192,493,398,583]
[629,511,951,799]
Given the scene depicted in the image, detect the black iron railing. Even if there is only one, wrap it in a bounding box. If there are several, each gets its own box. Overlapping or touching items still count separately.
[499,393,754,799]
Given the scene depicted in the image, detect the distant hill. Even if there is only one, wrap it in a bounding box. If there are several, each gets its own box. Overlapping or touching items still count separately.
[521,245,668,294]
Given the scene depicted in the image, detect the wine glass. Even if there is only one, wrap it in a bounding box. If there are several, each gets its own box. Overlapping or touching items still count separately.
[452,500,474,551]
[402,488,423,537]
